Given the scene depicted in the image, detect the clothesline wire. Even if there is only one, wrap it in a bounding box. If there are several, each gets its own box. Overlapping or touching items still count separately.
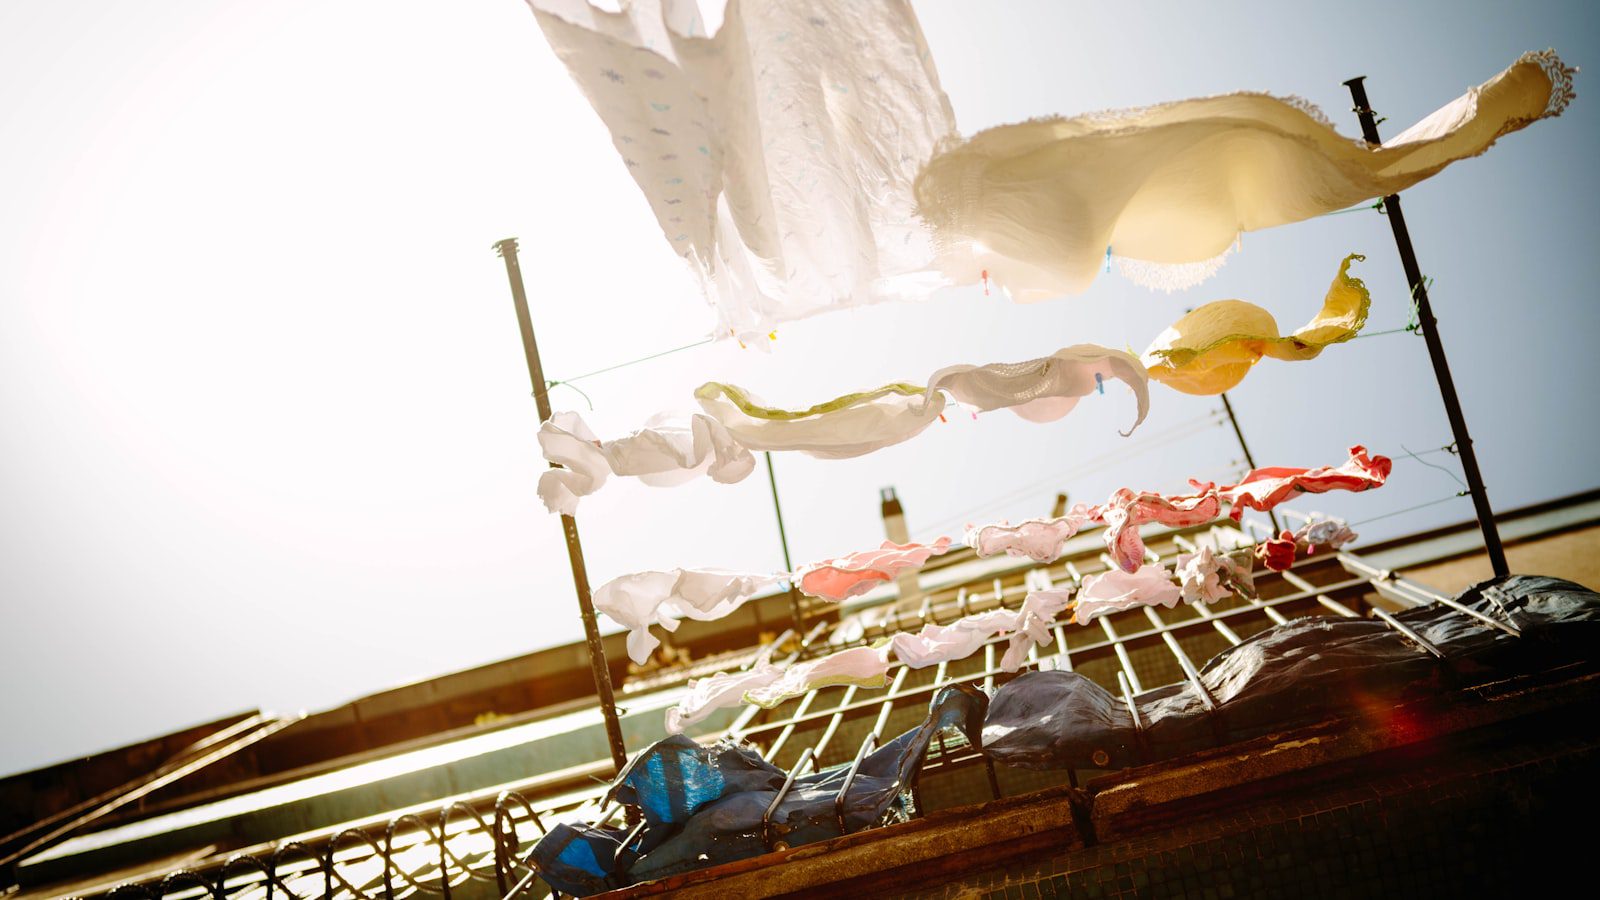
[913,411,1228,539]
[1354,274,1429,340]
[1317,199,1386,217]
[1349,491,1469,527]
[547,337,717,387]
[915,414,1226,538]
[1396,442,1468,490]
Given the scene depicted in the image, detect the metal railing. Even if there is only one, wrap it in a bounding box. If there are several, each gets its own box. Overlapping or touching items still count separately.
[74,514,1485,900]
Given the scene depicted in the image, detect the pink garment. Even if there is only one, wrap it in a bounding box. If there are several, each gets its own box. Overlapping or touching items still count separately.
[1072,564,1182,625]
[1217,445,1392,520]
[1095,488,1223,573]
[1175,545,1256,604]
[965,505,1095,563]
[797,536,954,601]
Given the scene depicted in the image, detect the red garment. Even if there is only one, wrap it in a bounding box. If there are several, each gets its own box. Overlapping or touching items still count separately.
[1216,445,1391,521]
[1256,531,1299,572]
[1090,446,1389,574]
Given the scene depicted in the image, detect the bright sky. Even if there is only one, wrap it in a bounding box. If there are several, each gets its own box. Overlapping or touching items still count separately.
[2,0,1596,779]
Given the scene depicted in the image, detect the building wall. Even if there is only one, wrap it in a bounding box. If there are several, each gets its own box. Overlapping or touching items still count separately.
[1401,524,1600,595]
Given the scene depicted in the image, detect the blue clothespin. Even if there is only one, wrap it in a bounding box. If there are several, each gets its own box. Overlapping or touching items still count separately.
[1095,372,1104,395]
[1104,246,1112,274]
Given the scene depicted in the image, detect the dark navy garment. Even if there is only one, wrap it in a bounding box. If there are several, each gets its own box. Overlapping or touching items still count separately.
[530,683,986,896]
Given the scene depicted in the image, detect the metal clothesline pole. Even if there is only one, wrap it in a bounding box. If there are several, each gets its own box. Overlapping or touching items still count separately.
[1341,76,1510,578]
[1219,391,1282,534]
[763,452,806,634]
[493,237,629,777]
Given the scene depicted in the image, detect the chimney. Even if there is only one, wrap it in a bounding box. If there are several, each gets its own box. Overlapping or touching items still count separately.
[880,487,923,602]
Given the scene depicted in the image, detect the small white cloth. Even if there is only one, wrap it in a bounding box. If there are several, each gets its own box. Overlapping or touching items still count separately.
[915,51,1576,299]
[593,568,786,664]
[1175,545,1256,605]
[889,608,1019,669]
[665,643,782,733]
[926,345,1149,433]
[890,577,1070,673]
[741,645,892,708]
[1073,565,1182,625]
[694,382,947,460]
[526,0,956,340]
[535,411,613,516]
[965,504,1096,563]
[1292,515,1359,551]
[536,411,753,515]
[1001,588,1072,671]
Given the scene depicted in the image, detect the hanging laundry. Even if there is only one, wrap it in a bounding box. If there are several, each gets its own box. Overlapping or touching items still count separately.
[664,643,891,730]
[925,345,1150,434]
[1072,565,1183,625]
[741,644,893,708]
[965,504,1096,563]
[914,51,1575,298]
[1002,588,1073,670]
[1097,488,1224,573]
[1114,245,1237,294]
[1254,516,1360,572]
[1255,532,1300,573]
[1142,254,1371,395]
[524,0,956,341]
[889,582,1070,673]
[665,643,783,733]
[1293,515,1360,552]
[535,411,612,516]
[1092,448,1389,571]
[594,568,786,664]
[796,536,954,601]
[538,343,1154,513]
[1175,545,1257,604]
[889,607,1024,669]
[1219,446,1392,520]
[694,382,947,460]
[537,411,755,514]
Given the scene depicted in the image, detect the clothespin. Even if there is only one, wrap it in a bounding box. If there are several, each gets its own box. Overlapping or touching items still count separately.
[938,413,947,423]
[1094,372,1104,395]
[981,269,990,296]
[768,330,777,341]
[1104,246,1112,274]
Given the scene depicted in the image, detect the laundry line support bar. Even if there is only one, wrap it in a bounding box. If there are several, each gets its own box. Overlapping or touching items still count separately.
[763,452,806,634]
[1219,391,1281,534]
[494,237,629,777]
[1341,77,1509,578]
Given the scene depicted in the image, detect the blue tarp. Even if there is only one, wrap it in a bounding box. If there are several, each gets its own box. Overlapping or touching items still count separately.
[531,683,985,896]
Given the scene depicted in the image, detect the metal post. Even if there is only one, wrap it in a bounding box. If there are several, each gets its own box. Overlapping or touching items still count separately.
[493,238,629,775]
[1342,78,1510,578]
[763,452,806,633]
[1219,392,1281,534]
